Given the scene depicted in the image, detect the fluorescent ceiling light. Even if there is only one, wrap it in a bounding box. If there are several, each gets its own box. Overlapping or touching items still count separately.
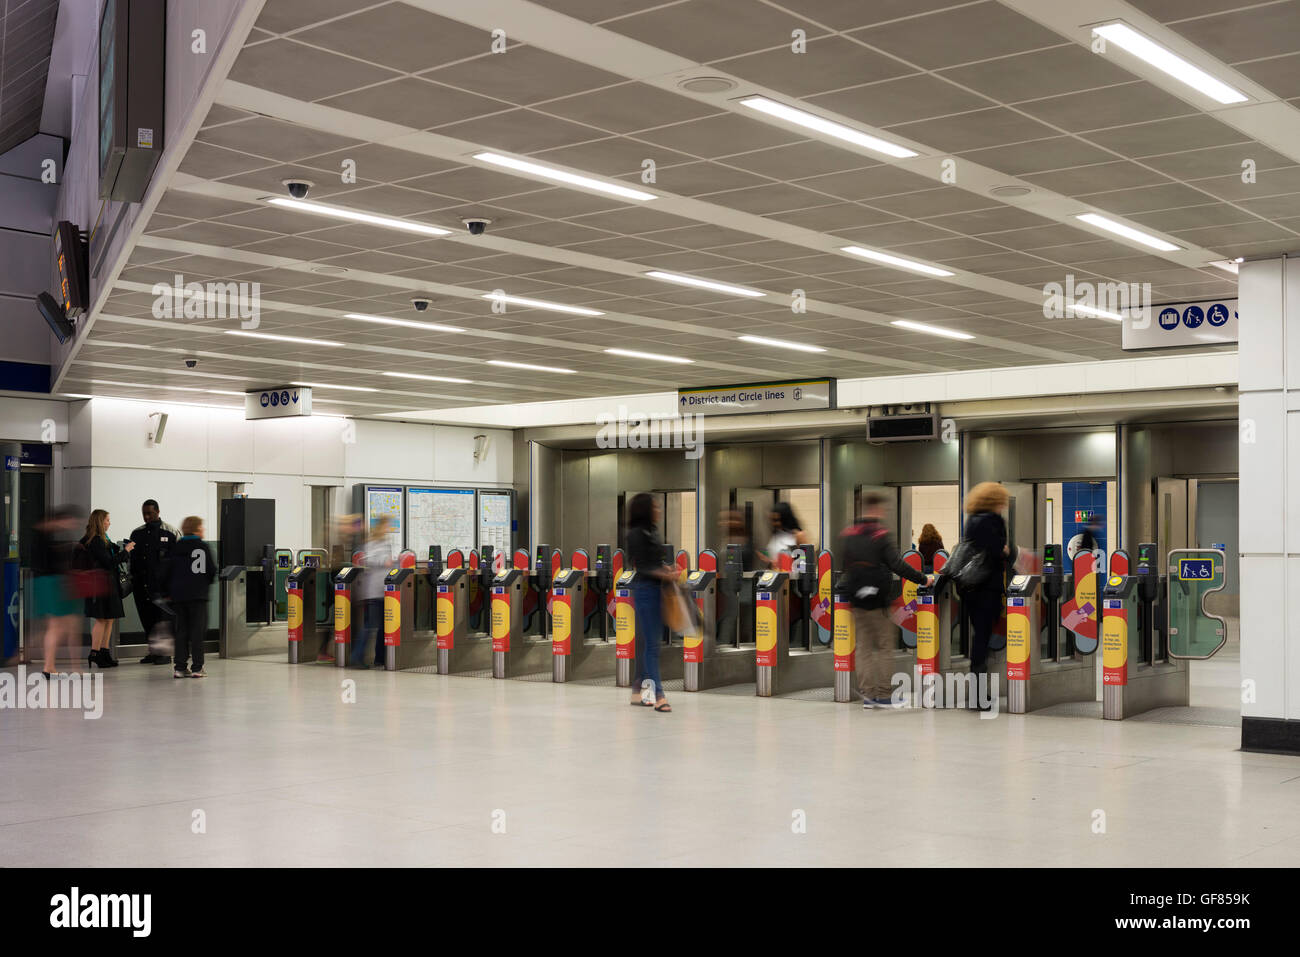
[1208,260,1239,275]
[90,379,248,397]
[291,381,378,393]
[739,96,919,159]
[265,197,452,236]
[486,359,576,374]
[480,293,604,317]
[645,271,765,298]
[1075,213,1181,252]
[840,246,955,277]
[737,335,826,354]
[890,319,975,340]
[1092,23,1248,105]
[382,371,474,385]
[1070,304,1123,322]
[226,330,343,348]
[474,152,656,202]
[207,390,247,396]
[345,313,465,333]
[604,348,694,364]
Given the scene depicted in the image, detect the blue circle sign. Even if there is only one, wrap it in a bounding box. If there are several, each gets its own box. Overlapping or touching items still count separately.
[1207,303,1230,327]
[281,390,290,406]
[260,393,269,408]
[1158,307,1180,330]
[270,391,280,406]
[1182,305,1204,328]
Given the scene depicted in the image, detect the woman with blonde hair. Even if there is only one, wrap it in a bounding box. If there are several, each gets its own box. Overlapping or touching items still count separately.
[79,508,135,669]
[938,482,1013,710]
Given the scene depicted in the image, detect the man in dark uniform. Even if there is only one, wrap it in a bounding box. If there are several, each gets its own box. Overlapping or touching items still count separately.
[130,499,178,664]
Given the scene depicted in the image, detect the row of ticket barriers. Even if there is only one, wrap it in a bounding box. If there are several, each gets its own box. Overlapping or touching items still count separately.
[217,539,1228,720]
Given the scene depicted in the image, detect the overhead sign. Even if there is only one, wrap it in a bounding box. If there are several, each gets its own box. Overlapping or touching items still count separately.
[678,378,835,416]
[1123,298,1237,351]
[245,386,312,420]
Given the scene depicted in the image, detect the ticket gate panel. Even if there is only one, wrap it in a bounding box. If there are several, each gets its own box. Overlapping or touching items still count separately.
[382,568,420,671]
[491,567,543,678]
[551,568,585,682]
[1166,549,1228,659]
[1003,571,1096,714]
[286,564,326,664]
[332,566,363,669]
[219,565,287,658]
[271,549,293,620]
[437,566,491,675]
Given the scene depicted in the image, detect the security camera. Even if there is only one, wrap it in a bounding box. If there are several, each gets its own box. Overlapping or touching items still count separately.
[462,218,491,236]
[183,356,199,369]
[411,297,432,312]
[282,179,314,200]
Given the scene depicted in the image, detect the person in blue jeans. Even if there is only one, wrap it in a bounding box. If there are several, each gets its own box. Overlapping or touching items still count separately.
[625,492,675,713]
[350,517,393,668]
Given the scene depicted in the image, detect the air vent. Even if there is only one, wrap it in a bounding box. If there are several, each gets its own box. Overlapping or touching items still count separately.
[678,76,737,93]
[990,185,1032,198]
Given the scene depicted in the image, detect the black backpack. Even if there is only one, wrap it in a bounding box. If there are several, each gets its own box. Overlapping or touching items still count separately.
[842,524,893,610]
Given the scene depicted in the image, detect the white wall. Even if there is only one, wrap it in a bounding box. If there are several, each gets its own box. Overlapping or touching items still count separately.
[68,397,512,551]
[1238,257,1300,735]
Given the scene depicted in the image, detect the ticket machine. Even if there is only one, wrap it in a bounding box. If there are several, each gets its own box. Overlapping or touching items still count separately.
[332,565,363,668]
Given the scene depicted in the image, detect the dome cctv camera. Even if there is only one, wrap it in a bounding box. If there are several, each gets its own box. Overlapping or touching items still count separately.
[282,179,314,200]
[411,297,432,312]
[463,218,491,236]
[184,357,199,369]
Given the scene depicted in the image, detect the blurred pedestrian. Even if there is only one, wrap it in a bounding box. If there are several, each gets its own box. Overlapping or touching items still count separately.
[626,492,674,713]
[350,516,393,668]
[763,501,810,568]
[33,506,83,679]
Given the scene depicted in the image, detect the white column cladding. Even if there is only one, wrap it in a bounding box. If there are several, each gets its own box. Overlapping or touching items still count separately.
[1238,256,1300,751]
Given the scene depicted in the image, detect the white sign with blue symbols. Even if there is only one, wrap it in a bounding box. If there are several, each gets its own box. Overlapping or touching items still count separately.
[245,386,312,420]
[1123,298,1237,350]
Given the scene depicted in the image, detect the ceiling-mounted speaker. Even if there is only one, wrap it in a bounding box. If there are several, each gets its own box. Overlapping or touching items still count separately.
[148,412,168,445]
[36,292,75,343]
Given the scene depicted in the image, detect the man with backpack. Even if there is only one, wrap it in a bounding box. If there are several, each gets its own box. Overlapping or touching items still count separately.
[839,493,929,709]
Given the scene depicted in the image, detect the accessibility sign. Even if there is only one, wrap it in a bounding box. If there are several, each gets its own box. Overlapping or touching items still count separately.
[1123,298,1237,351]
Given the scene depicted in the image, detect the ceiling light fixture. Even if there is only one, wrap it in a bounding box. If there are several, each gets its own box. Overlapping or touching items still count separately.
[1092,22,1248,105]
[479,293,604,317]
[1208,261,1239,274]
[291,381,379,393]
[889,319,975,340]
[840,246,956,277]
[1075,213,1181,252]
[738,96,919,159]
[737,335,826,354]
[486,359,576,375]
[604,348,694,364]
[382,371,474,385]
[226,330,343,347]
[645,271,765,298]
[345,313,465,333]
[473,152,656,202]
[1070,304,1124,322]
[265,197,452,236]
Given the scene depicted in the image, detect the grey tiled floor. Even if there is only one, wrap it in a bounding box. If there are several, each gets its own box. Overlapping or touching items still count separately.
[2,647,1297,867]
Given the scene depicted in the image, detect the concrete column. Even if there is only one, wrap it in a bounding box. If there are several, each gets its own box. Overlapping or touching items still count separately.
[1238,256,1300,753]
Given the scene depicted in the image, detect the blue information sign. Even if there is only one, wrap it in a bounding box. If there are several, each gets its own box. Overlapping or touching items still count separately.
[1177,559,1214,581]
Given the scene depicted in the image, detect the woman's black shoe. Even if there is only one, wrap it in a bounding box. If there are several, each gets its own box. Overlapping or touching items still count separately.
[96,648,119,668]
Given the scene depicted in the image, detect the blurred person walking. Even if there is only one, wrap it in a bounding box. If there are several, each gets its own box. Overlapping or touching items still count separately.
[762,501,810,568]
[917,523,945,571]
[626,492,674,713]
[350,516,393,669]
[840,493,929,709]
[79,509,134,668]
[33,506,84,679]
[129,499,178,664]
[165,517,216,678]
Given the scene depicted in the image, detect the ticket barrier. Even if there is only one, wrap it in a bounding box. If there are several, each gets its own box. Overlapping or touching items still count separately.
[592,545,614,640]
[490,564,544,678]
[297,548,331,626]
[754,569,833,697]
[1003,543,1097,713]
[286,564,328,664]
[912,575,959,708]
[683,550,755,692]
[384,567,434,671]
[331,566,363,668]
[1095,544,1204,720]
[437,561,490,675]
[832,577,855,702]
[218,558,282,658]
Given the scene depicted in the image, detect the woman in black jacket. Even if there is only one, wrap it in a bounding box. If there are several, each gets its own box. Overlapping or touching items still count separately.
[949,483,1014,710]
[80,509,135,669]
[165,516,216,678]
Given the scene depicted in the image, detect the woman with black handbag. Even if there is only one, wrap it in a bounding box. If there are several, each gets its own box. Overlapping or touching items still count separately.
[80,509,135,669]
[939,483,1013,710]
